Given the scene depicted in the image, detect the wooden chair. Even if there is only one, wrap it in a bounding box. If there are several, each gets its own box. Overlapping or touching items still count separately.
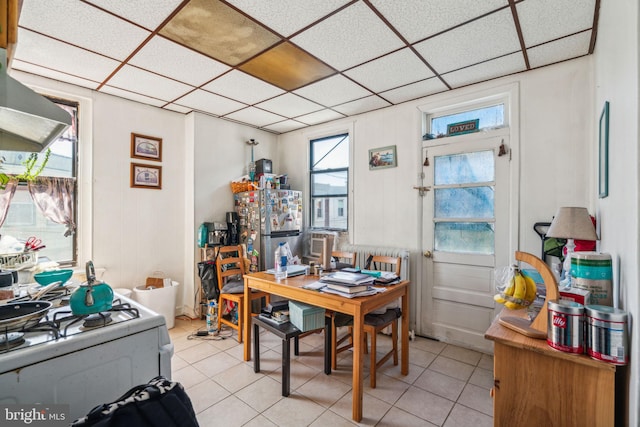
[364,255,402,388]
[216,245,269,343]
[331,250,357,270]
[327,250,358,370]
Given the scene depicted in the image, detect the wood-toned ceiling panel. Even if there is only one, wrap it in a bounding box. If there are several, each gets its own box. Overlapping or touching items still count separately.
[239,42,335,91]
[159,0,280,66]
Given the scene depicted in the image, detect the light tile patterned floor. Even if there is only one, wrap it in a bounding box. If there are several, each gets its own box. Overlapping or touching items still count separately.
[169,317,494,427]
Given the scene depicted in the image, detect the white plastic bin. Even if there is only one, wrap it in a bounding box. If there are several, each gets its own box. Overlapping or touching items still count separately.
[132,281,179,329]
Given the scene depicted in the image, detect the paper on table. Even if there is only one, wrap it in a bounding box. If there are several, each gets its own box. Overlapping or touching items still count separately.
[302,281,326,290]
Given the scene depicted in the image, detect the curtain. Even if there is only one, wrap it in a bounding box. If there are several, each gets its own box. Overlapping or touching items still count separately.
[0,178,18,228]
[28,177,76,236]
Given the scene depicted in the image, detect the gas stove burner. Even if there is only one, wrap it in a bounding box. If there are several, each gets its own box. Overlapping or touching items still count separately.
[83,312,113,328]
[0,332,25,351]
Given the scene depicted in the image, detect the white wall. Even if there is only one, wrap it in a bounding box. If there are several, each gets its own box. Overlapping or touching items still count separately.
[594,1,639,425]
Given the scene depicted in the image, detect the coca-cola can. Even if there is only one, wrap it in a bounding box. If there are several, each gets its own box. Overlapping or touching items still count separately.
[547,299,584,353]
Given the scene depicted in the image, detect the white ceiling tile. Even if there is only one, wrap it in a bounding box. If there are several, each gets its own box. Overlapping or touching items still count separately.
[227,0,350,37]
[129,36,230,86]
[225,107,286,127]
[10,60,100,90]
[442,53,525,88]
[86,0,184,31]
[296,109,346,125]
[379,77,448,104]
[256,93,323,118]
[202,71,285,104]
[107,65,194,102]
[527,32,592,68]
[414,8,521,74]
[332,95,391,116]
[163,104,192,114]
[370,0,508,43]
[291,2,404,71]
[263,120,307,133]
[344,48,434,93]
[517,0,596,47]
[100,86,167,107]
[175,89,246,116]
[19,0,150,60]
[14,29,120,83]
[293,75,371,107]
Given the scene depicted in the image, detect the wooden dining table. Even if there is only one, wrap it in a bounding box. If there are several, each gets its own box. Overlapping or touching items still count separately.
[243,271,410,422]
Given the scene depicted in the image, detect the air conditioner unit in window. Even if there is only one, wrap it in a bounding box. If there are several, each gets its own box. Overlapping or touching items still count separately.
[308,230,337,269]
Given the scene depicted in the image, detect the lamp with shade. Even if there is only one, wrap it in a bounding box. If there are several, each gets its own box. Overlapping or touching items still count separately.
[545,207,598,288]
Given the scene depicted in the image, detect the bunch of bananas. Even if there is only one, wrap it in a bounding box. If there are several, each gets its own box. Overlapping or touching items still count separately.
[494,267,537,310]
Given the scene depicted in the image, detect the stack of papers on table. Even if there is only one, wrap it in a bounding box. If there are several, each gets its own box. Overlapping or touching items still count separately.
[266,264,307,277]
[319,271,374,286]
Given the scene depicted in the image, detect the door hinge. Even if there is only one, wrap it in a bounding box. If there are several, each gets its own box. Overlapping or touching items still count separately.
[413,186,430,197]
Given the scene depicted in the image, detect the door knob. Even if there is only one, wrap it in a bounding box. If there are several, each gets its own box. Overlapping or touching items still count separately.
[423,250,432,258]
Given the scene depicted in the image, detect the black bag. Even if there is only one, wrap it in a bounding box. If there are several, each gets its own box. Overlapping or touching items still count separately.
[198,260,219,301]
[71,376,199,427]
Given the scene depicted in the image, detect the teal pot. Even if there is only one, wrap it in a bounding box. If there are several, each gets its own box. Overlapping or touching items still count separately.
[70,282,114,315]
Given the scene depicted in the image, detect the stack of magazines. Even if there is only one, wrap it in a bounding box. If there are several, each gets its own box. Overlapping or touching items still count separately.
[319,271,376,297]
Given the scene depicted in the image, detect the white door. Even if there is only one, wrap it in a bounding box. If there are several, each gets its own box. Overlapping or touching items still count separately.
[420,134,510,352]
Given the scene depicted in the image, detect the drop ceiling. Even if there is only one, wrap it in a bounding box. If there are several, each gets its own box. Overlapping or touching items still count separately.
[12,0,599,134]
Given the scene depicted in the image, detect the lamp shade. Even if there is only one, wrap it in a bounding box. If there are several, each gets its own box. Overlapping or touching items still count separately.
[546,207,598,241]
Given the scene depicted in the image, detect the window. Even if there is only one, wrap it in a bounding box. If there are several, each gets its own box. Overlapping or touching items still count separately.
[429,103,504,139]
[310,133,349,230]
[0,98,78,265]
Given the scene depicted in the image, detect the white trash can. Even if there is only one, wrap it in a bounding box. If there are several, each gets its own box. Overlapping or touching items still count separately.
[132,281,179,329]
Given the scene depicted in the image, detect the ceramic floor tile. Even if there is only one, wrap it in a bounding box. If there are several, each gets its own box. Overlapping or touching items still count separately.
[185,378,230,413]
[379,361,425,385]
[176,341,221,364]
[196,395,259,427]
[363,372,411,405]
[309,408,358,426]
[242,414,279,427]
[172,364,208,389]
[410,336,447,355]
[394,385,455,426]
[413,368,466,401]
[468,367,493,390]
[457,383,494,416]
[297,371,352,408]
[329,389,392,426]
[443,403,493,427]
[192,350,244,378]
[171,353,188,372]
[235,375,284,413]
[402,347,437,369]
[429,355,476,382]
[377,406,438,427]
[287,359,323,390]
[262,392,326,427]
[213,361,264,393]
[478,353,494,371]
[441,344,483,366]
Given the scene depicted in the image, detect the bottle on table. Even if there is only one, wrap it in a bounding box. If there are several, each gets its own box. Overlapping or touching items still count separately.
[274,242,288,281]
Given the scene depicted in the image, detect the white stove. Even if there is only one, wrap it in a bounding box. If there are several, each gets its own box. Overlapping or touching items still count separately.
[0,291,173,422]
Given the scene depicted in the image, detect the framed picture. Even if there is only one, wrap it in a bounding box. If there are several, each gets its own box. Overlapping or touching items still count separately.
[130,163,162,189]
[369,145,397,170]
[599,101,609,198]
[131,133,162,161]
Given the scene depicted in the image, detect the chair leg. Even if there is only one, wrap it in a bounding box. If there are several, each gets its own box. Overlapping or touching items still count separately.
[237,300,243,343]
[217,296,224,332]
[370,330,377,388]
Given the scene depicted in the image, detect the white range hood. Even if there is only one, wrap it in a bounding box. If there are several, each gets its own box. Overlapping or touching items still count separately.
[0,49,71,152]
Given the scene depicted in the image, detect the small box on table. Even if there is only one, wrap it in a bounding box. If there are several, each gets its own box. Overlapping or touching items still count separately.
[288,300,325,332]
[559,287,590,306]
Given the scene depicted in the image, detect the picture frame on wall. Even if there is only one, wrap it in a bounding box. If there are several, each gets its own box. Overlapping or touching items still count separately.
[130,163,162,189]
[599,101,609,198]
[369,145,397,170]
[131,133,162,161]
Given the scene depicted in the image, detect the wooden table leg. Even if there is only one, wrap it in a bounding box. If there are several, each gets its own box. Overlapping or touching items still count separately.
[401,289,409,375]
[352,309,364,422]
[243,278,251,361]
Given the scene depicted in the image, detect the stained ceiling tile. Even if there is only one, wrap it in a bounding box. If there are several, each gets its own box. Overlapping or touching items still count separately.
[239,42,335,91]
[379,77,448,104]
[442,53,525,88]
[370,0,508,43]
[14,29,121,83]
[224,107,286,127]
[20,0,150,60]
[86,0,185,31]
[414,8,521,74]
[517,0,597,47]
[296,109,346,126]
[129,36,230,87]
[106,65,194,101]
[263,120,307,133]
[291,1,404,71]
[227,0,351,37]
[332,95,391,116]
[10,60,100,91]
[175,89,247,116]
[527,32,592,69]
[202,70,284,105]
[255,93,323,118]
[159,0,280,66]
[344,48,434,93]
[100,85,168,107]
[293,75,371,107]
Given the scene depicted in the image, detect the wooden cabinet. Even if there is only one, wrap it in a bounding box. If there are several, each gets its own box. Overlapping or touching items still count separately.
[0,0,19,64]
[486,313,617,426]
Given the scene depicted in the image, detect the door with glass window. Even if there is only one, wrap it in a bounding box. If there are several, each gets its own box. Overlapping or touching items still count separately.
[420,135,509,352]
